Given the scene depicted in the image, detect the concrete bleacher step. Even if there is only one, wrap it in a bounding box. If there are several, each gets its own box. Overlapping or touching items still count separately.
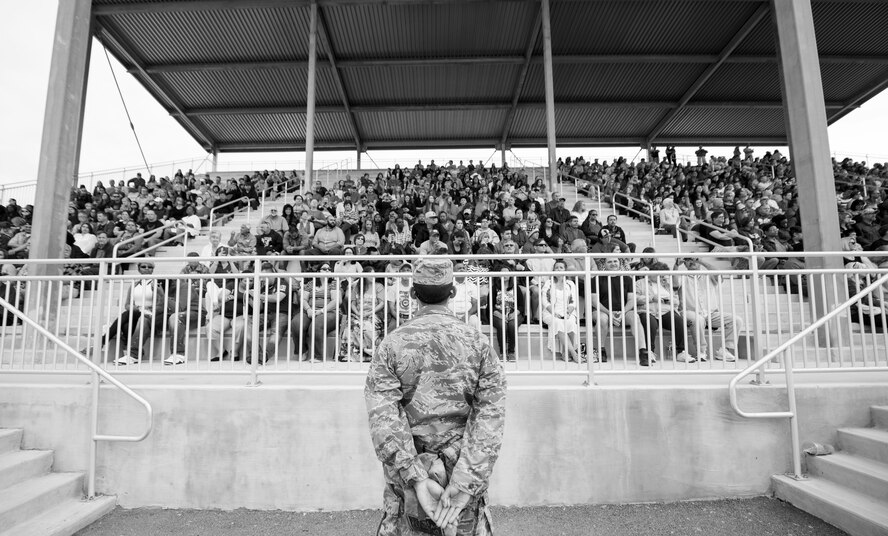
[837,428,888,465]
[0,429,23,454]
[1,495,117,536]
[772,475,888,536]
[773,405,888,536]
[0,429,116,536]
[873,406,888,428]
[806,453,888,503]
[0,450,54,489]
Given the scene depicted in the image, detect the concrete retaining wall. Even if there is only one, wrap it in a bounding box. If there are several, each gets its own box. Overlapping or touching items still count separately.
[0,381,885,510]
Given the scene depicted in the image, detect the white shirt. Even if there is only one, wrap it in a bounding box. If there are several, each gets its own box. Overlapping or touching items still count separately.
[449,281,480,316]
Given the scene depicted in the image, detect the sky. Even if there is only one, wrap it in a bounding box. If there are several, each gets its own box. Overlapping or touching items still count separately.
[2,1,886,186]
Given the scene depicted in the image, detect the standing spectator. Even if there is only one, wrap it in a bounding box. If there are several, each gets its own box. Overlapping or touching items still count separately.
[695,146,708,166]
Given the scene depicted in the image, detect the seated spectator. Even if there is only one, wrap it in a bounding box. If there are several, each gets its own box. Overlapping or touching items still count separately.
[590,257,656,365]
[6,222,31,259]
[449,270,482,332]
[86,262,168,365]
[338,271,384,362]
[675,258,741,362]
[308,216,346,258]
[385,262,417,331]
[228,224,257,268]
[291,263,341,361]
[242,262,290,364]
[627,263,696,363]
[164,253,211,365]
[604,215,635,252]
[540,259,583,362]
[200,231,223,267]
[255,222,283,257]
[490,266,524,362]
[262,207,288,234]
[659,198,683,239]
[335,246,363,274]
[73,223,97,256]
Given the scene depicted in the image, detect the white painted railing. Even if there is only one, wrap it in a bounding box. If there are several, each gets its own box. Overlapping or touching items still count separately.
[1,252,887,384]
[729,271,888,480]
[0,294,153,499]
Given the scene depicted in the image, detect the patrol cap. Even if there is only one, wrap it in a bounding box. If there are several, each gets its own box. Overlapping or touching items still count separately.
[413,258,453,286]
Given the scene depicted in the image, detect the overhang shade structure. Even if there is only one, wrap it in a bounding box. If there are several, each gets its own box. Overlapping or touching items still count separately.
[90,0,888,154]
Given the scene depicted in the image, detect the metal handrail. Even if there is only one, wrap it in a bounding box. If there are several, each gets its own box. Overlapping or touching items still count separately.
[209,195,251,232]
[564,173,603,217]
[610,193,655,246]
[259,176,302,218]
[0,296,153,498]
[728,271,888,480]
[112,220,180,258]
[680,215,754,253]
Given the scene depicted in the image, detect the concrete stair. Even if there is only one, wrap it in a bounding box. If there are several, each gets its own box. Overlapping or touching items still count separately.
[0,428,116,536]
[772,405,888,536]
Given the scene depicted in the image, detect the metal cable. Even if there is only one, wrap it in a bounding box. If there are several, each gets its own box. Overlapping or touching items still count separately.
[102,44,152,175]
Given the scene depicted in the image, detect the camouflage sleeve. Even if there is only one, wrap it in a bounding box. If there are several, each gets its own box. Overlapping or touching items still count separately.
[364,339,428,487]
[449,339,506,496]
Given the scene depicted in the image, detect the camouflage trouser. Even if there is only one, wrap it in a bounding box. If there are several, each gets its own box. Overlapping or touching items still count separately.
[376,484,493,536]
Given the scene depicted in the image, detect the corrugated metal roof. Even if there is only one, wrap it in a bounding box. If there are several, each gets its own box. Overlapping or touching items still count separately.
[323,2,534,59]
[159,67,341,109]
[520,63,708,102]
[342,64,519,106]
[91,0,888,152]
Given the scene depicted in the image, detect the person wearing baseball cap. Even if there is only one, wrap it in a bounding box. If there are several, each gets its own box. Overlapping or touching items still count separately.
[366,257,505,533]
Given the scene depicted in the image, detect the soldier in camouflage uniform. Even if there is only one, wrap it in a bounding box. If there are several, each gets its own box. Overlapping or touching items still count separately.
[365,258,506,535]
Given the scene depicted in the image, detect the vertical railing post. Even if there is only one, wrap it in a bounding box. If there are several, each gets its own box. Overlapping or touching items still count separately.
[583,255,596,387]
[248,260,262,387]
[88,368,99,499]
[749,255,766,384]
[91,260,108,364]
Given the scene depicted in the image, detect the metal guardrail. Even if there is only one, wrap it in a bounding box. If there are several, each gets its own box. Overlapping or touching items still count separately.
[729,272,888,480]
[564,173,603,217]
[112,220,185,259]
[610,193,656,246]
[2,252,886,386]
[0,295,153,499]
[208,196,251,232]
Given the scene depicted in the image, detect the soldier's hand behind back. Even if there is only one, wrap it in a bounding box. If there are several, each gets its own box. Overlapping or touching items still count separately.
[413,479,446,525]
[439,484,472,529]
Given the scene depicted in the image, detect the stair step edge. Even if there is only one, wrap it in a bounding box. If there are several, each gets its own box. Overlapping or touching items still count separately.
[0,495,117,536]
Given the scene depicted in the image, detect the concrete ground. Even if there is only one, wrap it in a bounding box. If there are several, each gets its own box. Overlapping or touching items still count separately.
[76,497,846,536]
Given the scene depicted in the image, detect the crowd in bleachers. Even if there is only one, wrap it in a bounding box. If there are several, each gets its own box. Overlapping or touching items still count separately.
[2,149,888,365]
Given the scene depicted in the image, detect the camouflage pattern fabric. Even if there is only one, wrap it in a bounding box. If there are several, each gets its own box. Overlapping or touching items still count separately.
[365,303,506,535]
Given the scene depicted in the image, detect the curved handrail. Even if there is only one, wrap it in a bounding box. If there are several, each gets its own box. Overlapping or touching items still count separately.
[259,176,303,218]
[112,220,180,258]
[679,215,754,253]
[564,173,603,217]
[0,295,154,494]
[728,271,888,479]
[610,192,655,246]
[209,195,251,231]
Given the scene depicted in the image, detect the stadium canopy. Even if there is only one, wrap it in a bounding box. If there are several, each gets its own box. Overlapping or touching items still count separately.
[30,0,885,267]
[89,0,888,154]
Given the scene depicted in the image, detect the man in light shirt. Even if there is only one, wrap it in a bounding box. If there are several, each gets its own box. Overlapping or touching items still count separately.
[675,258,741,362]
[449,272,482,331]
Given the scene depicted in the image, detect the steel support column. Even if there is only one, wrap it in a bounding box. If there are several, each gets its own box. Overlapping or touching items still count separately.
[211,149,218,172]
[304,1,319,185]
[356,150,362,169]
[31,0,92,270]
[540,0,557,192]
[772,0,841,265]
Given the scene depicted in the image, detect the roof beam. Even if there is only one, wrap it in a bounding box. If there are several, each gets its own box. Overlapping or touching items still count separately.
[315,4,362,150]
[645,2,771,144]
[500,0,542,148]
[140,55,888,74]
[181,100,847,117]
[94,20,216,151]
[213,135,791,153]
[92,0,886,16]
[827,74,888,124]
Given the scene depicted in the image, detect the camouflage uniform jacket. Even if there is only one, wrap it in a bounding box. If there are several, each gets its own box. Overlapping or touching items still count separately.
[365,304,506,535]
